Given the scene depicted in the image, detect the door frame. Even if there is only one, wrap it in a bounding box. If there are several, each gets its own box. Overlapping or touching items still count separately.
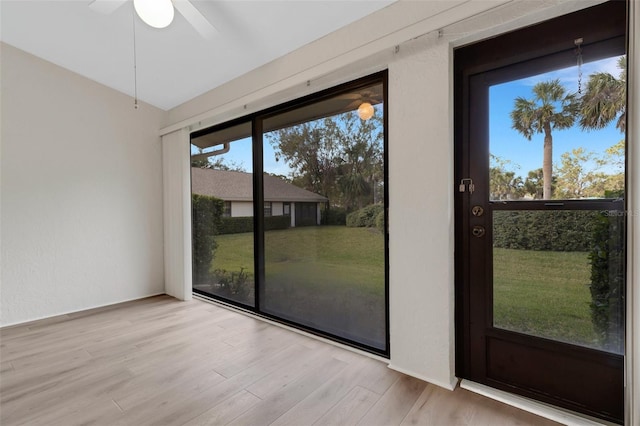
[454,1,628,422]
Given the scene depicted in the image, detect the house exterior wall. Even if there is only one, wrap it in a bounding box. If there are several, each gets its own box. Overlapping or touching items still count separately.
[272,202,284,216]
[1,44,167,326]
[228,201,319,228]
[230,201,254,217]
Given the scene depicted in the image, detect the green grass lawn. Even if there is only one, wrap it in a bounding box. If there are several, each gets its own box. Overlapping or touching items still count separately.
[493,247,599,348]
[212,226,387,348]
[209,226,602,351]
[212,226,385,295]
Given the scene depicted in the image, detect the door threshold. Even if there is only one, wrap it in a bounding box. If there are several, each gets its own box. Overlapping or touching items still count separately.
[459,379,618,426]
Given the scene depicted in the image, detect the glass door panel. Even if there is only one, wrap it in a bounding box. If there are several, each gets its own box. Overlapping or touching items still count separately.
[261,82,387,351]
[488,55,626,355]
[492,207,624,353]
[191,122,255,307]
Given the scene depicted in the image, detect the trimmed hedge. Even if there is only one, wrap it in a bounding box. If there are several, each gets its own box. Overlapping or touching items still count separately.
[588,211,625,353]
[346,204,384,228]
[219,215,290,234]
[375,210,385,233]
[492,210,598,252]
[322,207,347,226]
[191,194,224,284]
[265,216,291,231]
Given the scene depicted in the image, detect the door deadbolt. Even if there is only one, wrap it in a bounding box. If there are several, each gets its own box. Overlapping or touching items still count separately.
[471,205,484,217]
[472,226,485,238]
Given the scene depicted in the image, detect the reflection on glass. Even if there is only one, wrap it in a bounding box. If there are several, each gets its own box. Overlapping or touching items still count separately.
[489,55,626,201]
[190,122,255,306]
[492,209,624,354]
[261,83,387,350]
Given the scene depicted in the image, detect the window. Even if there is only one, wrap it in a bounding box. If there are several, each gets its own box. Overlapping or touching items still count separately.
[223,201,231,217]
[190,72,388,355]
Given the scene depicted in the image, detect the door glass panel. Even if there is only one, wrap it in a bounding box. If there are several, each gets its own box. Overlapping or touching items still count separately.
[489,55,626,354]
[191,122,255,307]
[489,55,625,201]
[261,82,387,350]
[493,209,624,353]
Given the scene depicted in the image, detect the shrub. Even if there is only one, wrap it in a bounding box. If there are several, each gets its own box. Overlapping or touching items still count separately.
[219,216,253,234]
[191,194,224,284]
[213,267,252,299]
[589,196,625,353]
[322,207,347,226]
[219,215,290,234]
[346,204,384,228]
[492,210,597,251]
[265,215,291,231]
[375,210,385,233]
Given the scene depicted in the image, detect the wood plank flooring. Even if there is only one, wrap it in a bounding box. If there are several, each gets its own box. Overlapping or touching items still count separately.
[0,295,559,425]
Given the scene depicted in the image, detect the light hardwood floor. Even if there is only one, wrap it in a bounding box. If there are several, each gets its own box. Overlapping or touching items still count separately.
[0,295,559,426]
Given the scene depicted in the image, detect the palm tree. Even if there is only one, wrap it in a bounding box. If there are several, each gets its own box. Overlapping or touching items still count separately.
[579,56,626,132]
[510,79,579,199]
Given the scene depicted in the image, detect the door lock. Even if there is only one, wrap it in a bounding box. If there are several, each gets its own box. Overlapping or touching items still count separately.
[471,205,484,217]
[459,178,475,194]
[472,226,485,238]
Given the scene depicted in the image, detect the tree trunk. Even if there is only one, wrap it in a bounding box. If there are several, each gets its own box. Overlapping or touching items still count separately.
[543,124,553,199]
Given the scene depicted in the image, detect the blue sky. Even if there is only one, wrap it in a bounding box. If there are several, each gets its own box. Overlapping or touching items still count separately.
[193,56,624,179]
[489,55,625,176]
[192,105,384,177]
[190,133,298,176]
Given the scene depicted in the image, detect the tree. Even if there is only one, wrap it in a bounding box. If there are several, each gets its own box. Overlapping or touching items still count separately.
[579,56,626,133]
[267,112,383,212]
[523,168,544,199]
[510,79,579,199]
[267,119,341,200]
[489,155,524,200]
[334,112,383,210]
[555,148,608,199]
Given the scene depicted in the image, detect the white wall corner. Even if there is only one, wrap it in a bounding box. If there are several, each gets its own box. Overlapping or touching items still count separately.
[162,128,192,301]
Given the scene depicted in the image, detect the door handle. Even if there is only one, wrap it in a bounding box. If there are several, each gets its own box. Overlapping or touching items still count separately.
[472,226,485,238]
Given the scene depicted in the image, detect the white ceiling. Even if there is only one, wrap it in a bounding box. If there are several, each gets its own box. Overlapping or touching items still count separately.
[0,0,396,110]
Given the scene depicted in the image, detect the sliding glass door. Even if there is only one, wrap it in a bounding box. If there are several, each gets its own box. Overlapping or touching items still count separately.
[190,73,388,354]
[191,121,255,307]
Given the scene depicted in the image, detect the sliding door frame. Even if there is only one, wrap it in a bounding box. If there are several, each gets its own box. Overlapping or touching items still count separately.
[190,71,390,357]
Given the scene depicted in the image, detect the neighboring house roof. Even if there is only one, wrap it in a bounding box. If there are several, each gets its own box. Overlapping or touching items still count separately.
[191,168,328,203]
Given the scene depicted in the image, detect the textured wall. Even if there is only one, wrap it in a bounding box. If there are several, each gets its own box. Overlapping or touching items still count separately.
[387,37,456,389]
[1,44,167,326]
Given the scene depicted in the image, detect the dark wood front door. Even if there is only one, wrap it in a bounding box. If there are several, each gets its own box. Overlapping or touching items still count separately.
[455,2,626,423]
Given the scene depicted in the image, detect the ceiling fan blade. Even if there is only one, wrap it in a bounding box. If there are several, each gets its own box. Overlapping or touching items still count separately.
[173,0,217,40]
[346,100,361,110]
[88,0,128,14]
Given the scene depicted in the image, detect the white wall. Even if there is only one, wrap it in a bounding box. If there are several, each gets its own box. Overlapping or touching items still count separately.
[386,37,455,389]
[231,201,254,217]
[0,44,167,326]
[271,202,284,216]
[159,0,638,418]
[162,128,192,302]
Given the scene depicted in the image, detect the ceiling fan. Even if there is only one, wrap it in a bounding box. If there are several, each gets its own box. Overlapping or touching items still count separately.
[337,87,383,120]
[89,0,217,40]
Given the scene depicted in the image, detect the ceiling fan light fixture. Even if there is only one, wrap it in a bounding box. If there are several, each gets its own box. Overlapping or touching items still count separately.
[358,102,375,120]
[134,0,174,29]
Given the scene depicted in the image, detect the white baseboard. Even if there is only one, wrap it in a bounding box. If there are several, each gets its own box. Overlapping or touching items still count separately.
[460,379,617,426]
[387,364,458,391]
